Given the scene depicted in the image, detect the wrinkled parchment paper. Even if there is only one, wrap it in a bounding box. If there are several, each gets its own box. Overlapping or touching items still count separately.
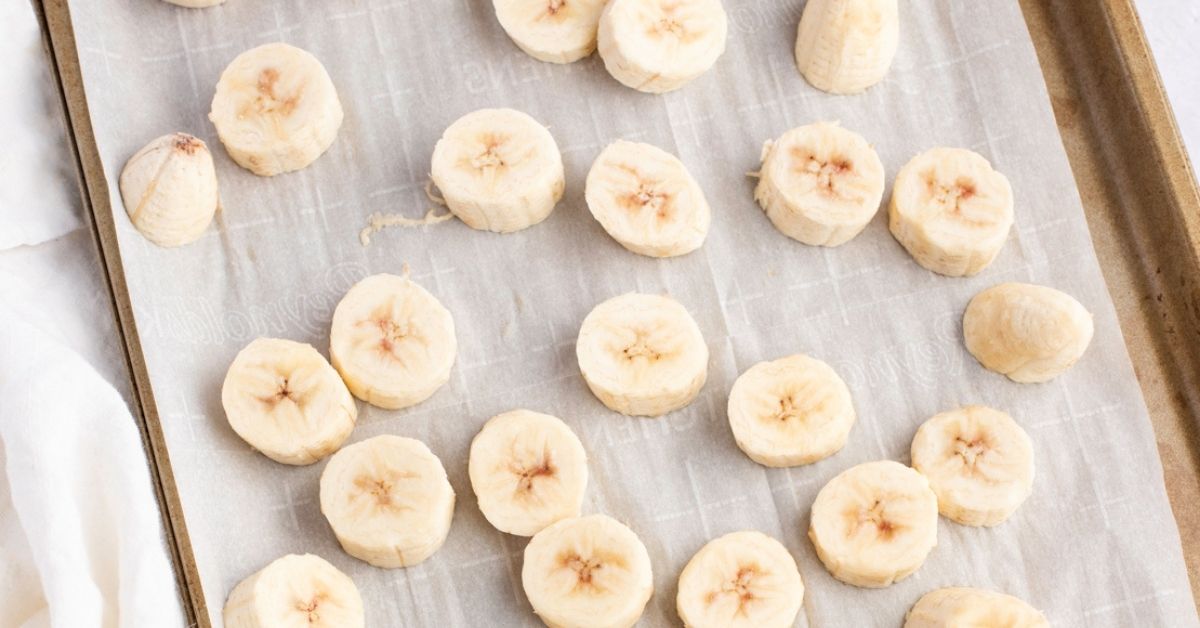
[67,0,1200,625]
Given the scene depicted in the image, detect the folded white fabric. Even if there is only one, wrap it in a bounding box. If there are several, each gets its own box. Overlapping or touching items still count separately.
[0,307,185,628]
[0,0,83,251]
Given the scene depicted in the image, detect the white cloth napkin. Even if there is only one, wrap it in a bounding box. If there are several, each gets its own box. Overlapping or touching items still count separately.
[0,308,185,628]
[0,0,83,250]
[0,2,186,626]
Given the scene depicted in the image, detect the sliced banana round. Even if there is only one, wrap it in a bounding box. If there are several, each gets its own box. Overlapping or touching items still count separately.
[209,42,343,176]
[493,0,608,64]
[809,460,938,588]
[430,108,565,233]
[794,0,900,94]
[329,273,457,410]
[319,435,455,568]
[963,283,1094,383]
[676,530,804,628]
[754,122,885,247]
[223,553,364,628]
[220,338,357,465]
[889,147,1014,277]
[119,133,219,248]
[597,0,728,94]
[469,409,588,537]
[522,514,654,628]
[911,406,1034,527]
[576,293,709,417]
[585,140,711,258]
[727,354,855,467]
[905,587,1049,628]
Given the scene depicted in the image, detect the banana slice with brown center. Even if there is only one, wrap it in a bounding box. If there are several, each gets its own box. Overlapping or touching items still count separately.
[329,273,457,410]
[597,0,728,93]
[808,460,938,588]
[727,354,856,467]
[493,0,608,63]
[755,122,885,246]
[889,147,1014,276]
[575,292,709,417]
[209,43,343,176]
[319,435,455,568]
[431,108,565,233]
[676,530,804,628]
[469,409,589,536]
[911,405,1035,526]
[221,338,357,465]
[521,514,654,628]
[585,140,711,257]
[223,554,364,627]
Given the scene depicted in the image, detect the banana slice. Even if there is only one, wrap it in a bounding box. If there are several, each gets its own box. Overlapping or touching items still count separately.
[576,293,709,417]
[319,435,455,568]
[962,283,1094,383]
[521,514,654,628]
[676,530,805,628]
[493,0,608,64]
[430,108,565,233]
[905,587,1049,628]
[220,338,357,465]
[889,147,1014,276]
[118,133,219,248]
[754,122,885,247]
[223,553,364,628]
[163,0,226,8]
[596,0,728,93]
[809,460,938,588]
[727,354,856,467]
[794,0,900,94]
[209,43,344,176]
[329,273,457,410]
[584,140,711,258]
[469,409,589,536]
[911,406,1034,527]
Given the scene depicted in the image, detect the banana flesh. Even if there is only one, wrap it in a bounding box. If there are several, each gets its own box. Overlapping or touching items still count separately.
[963,283,1094,383]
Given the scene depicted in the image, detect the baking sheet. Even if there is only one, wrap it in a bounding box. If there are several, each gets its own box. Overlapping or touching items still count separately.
[65,0,1200,625]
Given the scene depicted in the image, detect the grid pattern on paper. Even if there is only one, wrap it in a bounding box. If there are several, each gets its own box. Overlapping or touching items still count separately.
[67,0,1199,625]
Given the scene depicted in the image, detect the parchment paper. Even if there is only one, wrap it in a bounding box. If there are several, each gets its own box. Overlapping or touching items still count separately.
[65,0,1200,625]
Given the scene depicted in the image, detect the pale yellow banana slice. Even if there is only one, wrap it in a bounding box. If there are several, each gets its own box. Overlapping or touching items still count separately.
[727,354,855,467]
[911,406,1034,526]
[329,273,457,410]
[962,283,1094,383]
[118,133,219,248]
[430,108,565,233]
[209,43,343,176]
[596,0,728,93]
[889,147,1014,276]
[220,338,357,465]
[319,435,455,568]
[493,0,608,64]
[223,553,364,628]
[585,140,711,257]
[469,409,588,537]
[794,0,899,94]
[576,293,709,417]
[905,587,1049,628]
[754,122,884,247]
[676,531,804,628]
[809,460,938,588]
[522,514,654,628]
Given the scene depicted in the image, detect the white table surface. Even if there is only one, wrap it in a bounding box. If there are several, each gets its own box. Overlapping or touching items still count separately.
[0,0,1194,623]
